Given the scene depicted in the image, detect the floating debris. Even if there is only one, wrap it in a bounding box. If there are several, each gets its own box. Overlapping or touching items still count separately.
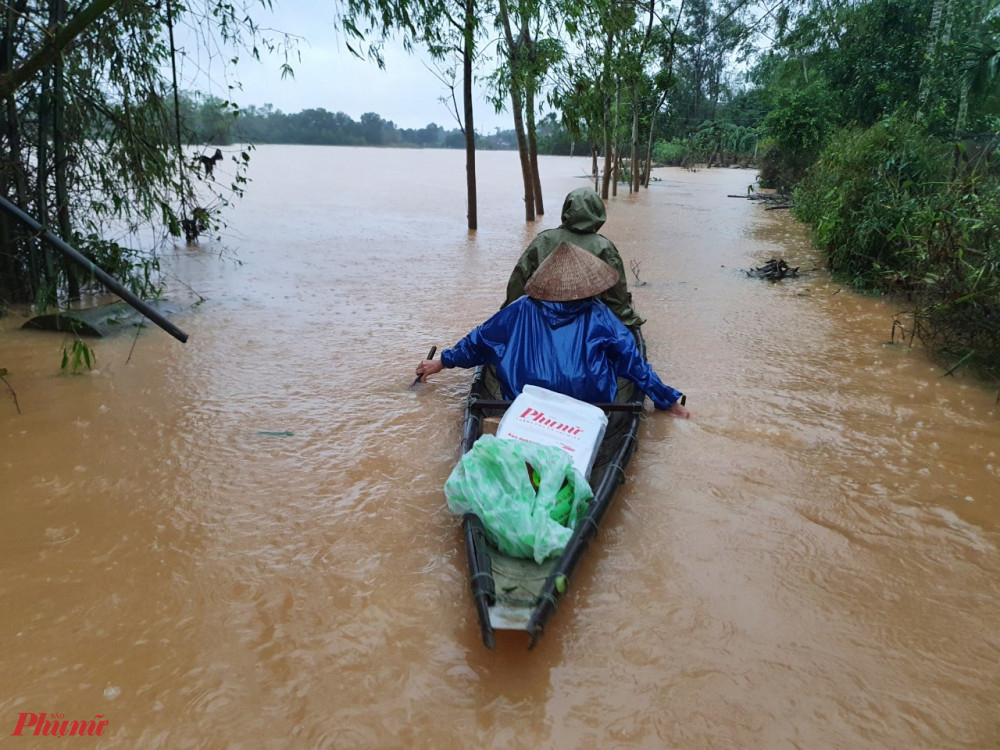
[728,191,793,210]
[22,300,183,338]
[747,258,800,281]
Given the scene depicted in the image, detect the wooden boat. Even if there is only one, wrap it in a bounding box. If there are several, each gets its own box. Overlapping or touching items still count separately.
[457,335,648,649]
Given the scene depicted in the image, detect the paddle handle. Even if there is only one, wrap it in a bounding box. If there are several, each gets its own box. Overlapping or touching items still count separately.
[411,346,437,387]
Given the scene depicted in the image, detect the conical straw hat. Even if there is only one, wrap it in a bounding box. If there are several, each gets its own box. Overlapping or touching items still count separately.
[524,242,619,302]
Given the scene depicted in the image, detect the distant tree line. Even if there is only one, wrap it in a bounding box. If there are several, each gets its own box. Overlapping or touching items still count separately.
[179,92,588,154]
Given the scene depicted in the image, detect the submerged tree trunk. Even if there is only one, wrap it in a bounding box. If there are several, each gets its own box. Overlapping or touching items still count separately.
[526,82,543,216]
[592,145,600,192]
[630,82,640,193]
[611,82,620,197]
[708,141,721,168]
[602,107,612,199]
[36,49,57,305]
[644,0,683,188]
[462,0,477,231]
[601,27,614,199]
[510,86,535,222]
[643,101,663,188]
[498,0,534,222]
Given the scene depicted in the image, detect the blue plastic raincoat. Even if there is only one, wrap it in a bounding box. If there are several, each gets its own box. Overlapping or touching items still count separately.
[440,296,683,409]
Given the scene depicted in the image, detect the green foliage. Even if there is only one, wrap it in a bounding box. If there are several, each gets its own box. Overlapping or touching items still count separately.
[765,81,840,154]
[77,235,162,300]
[668,0,742,132]
[61,338,96,375]
[956,15,1000,133]
[756,138,790,190]
[689,120,759,165]
[534,113,581,155]
[751,0,1000,191]
[718,87,769,129]
[794,116,950,286]
[758,79,838,189]
[177,91,239,145]
[177,93,560,151]
[794,114,1000,377]
[821,0,930,128]
[652,138,690,165]
[0,0,262,308]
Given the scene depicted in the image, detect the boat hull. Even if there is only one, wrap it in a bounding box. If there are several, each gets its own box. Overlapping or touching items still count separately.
[457,338,646,649]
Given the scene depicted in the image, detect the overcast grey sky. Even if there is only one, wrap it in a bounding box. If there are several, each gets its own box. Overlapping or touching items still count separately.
[176,2,513,132]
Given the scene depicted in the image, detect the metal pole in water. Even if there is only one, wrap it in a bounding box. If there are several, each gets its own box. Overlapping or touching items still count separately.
[0,195,189,343]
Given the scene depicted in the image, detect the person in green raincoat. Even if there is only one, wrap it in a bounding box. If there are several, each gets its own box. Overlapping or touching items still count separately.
[503,187,644,329]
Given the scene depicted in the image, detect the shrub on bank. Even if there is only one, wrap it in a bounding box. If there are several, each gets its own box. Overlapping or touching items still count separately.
[794,116,1000,378]
[652,139,690,166]
[758,80,838,191]
[794,117,950,289]
[756,138,813,191]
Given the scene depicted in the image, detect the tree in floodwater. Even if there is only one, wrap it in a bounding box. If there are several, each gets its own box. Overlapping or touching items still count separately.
[550,70,606,188]
[492,0,565,220]
[425,0,486,230]
[336,0,486,230]
[639,2,687,188]
[0,0,264,308]
[554,0,643,199]
[556,0,725,196]
[596,0,643,198]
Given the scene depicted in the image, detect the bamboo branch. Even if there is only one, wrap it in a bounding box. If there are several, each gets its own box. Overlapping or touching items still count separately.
[0,0,117,100]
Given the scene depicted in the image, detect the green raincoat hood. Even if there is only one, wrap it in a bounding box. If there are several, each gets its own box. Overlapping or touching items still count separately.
[560,188,607,233]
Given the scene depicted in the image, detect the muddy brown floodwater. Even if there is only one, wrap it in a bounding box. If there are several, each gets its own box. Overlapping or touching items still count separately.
[1,146,998,749]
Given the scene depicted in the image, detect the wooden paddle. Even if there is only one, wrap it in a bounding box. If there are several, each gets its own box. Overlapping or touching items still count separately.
[411,346,437,388]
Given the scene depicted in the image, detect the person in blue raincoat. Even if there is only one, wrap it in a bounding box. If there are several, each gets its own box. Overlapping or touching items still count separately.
[415,242,691,418]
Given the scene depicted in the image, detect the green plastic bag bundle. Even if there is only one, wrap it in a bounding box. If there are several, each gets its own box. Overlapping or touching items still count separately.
[445,434,594,563]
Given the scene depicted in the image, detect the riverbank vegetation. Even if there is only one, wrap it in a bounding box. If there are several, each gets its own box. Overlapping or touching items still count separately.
[795,118,1000,378]
[757,0,1000,380]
